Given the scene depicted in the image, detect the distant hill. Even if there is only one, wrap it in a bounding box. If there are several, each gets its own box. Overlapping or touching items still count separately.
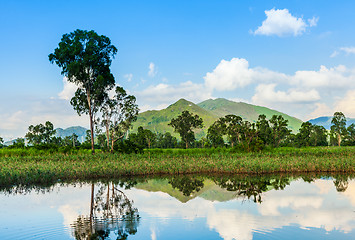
[308,116,355,130]
[55,126,88,143]
[198,98,303,133]
[131,98,303,139]
[131,99,218,139]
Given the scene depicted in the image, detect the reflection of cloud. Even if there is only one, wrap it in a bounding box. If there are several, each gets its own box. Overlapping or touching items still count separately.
[129,179,355,239]
[207,209,255,240]
[341,180,355,206]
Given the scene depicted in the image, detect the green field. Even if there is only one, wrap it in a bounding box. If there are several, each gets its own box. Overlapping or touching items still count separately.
[0,146,354,187]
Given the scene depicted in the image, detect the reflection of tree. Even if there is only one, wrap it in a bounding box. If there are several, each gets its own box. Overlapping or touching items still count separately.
[213,175,291,203]
[168,176,204,196]
[71,183,140,240]
[333,176,349,192]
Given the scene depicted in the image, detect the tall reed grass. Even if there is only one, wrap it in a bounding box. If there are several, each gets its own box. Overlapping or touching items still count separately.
[0,146,354,187]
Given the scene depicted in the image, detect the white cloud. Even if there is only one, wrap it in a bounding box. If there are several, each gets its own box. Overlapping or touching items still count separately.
[124,73,133,82]
[292,65,354,89]
[254,8,318,37]
[58,77,77,100]
[204,58,286,91]
[330,51,339,58]
[148,62,157,77]
[252,84,320,104]
[135,57,355,120]
[135,81,212,110]
[307,103,333,120]
[334,89,355,117]
[340,47,355,55]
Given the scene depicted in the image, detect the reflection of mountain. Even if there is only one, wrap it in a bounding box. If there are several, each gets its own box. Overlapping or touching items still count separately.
[135,176,290,203]
[135,178,238,203]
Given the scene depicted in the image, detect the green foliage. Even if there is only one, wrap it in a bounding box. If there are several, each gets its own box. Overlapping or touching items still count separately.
[295,122,328,147]
[0,147,355,187]
[101,86,139,152]
[269,115,291,147]
[169,110,203,148]
[343,123,355,146]
[155,132,178,148]
[25,121,56,145]
[129,127,156,149]
[49,29,117,154]
[331,112,347,146]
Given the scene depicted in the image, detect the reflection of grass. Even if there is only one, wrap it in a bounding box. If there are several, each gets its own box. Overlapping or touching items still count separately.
[0,146,355,187]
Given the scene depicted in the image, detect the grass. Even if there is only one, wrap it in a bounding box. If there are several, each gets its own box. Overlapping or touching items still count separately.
[0,146,355,187]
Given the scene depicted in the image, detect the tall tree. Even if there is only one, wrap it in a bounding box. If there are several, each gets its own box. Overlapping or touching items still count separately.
[25,121,56,145]
[129,127,156,149]
[223,115,243,147]
[256,114,272,145]
[330,112,347,146]
[207,121,225,148]
[269,115,291,147]
[169,111,203,148]
[49,29,117,154]
[100,86,139,152]
[344,123,355,145]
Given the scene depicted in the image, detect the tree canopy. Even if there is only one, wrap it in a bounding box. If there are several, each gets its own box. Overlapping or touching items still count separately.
[331,112,347,146]
[49,29,117,154]
[169,110,203,148]
[25,121,56,145]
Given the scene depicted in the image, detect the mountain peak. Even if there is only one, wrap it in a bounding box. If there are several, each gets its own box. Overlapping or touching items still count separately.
[167,98,195,109]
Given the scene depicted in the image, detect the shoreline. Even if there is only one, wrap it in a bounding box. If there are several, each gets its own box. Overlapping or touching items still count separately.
[1,146,355,187]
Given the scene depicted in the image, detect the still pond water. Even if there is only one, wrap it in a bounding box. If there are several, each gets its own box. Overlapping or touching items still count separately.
[0,174,354,240]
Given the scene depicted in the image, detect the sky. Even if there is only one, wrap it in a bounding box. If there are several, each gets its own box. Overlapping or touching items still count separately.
[1,0,355,140]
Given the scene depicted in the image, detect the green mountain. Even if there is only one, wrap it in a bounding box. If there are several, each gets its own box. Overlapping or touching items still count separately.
[131,99,218,139]
[198,98,303,132]
[131,98,303,138]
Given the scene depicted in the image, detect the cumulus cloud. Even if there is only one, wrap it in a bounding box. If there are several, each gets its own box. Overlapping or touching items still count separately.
[58,77,77,100]
[204,58,286,91]
[292,65,355,89]
[252,84,320,104]
[0,97,88,140]
[254,8,318,37]
[334,89,355,117]
[307,103,333,120]
[148,62,157,77]
[135,81,212,111]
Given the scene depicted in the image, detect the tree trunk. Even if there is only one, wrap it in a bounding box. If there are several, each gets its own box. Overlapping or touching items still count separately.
[105,122,110,149]
[87,91,95,155]
[338,133,341,147]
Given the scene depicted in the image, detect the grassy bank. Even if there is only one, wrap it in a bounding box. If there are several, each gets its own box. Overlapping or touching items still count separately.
[1,146,355,187]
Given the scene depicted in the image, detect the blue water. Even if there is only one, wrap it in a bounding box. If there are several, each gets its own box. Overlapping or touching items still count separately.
[0,175,354,239]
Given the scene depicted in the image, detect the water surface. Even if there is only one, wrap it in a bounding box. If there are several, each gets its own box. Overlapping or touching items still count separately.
[0,174,354,239]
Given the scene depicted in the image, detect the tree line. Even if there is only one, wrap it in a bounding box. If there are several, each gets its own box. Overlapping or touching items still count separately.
[2,110,353,152]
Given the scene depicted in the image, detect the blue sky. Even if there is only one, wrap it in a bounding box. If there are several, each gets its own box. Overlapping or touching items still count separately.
[1,0,355,140]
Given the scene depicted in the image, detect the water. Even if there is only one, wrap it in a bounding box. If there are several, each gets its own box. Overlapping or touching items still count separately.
[0,174,354,239]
